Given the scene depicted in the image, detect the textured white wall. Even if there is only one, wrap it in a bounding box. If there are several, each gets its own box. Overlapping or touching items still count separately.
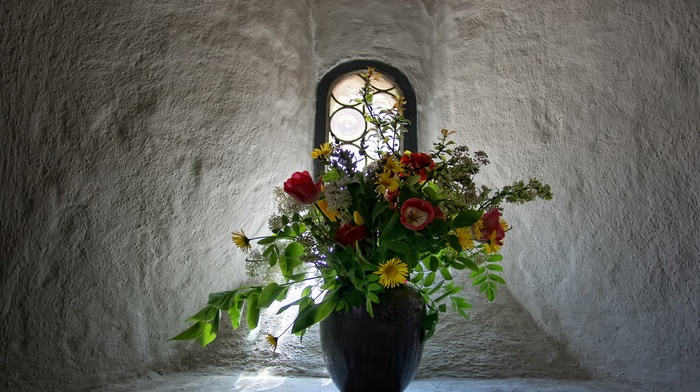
[435,1,699,391]
[1,0,314,389]
[1,0,698,391]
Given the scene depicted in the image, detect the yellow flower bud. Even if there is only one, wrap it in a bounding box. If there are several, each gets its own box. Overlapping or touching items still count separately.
[353,211,364,226]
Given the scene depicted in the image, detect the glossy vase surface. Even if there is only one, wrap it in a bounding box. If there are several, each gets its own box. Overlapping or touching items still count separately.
[319,285,426,392]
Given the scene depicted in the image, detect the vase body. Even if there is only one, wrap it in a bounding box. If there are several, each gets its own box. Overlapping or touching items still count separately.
[319,285,426,392]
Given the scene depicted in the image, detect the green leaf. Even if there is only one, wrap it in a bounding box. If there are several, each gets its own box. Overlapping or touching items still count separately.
[452,210,482,228]
[439,267,453,280]
[490,274,507,285]
[269,250,278,267]
[246,291,260,329]
[378,211,401,241]
[169,323,203,341]
[208,291,236,310]
[469,266,486,278]
[473,275,488,286]
[450,259,466,270]
[228,299,243,329]
[302,285,313,297]
[457,256,480,272]
[322,168,341,181]
[196,321,217,348]
[287,272,307,282]
[486,264,504,272]
[433,285,462,303]
[187,306,218,322]
[456,306,470,319]
[386,240,409,253]
[488,254,504,262]
[213,310,221,332]
[365,296,375,318]
[258,283,285,309]
[427,280,444,295]
[424,272,436,287]
[438,303,447,312]
[257,236,277,245]
[291,298,336,334]
[424,186,438,202]
[405,175,422,186]
[447,235,462,252]
[276,296,306,314]
[285,242,304,258]
[428,256,440,272]
[411,272,424,284]
[372,201,390,223]
[451,296,472,310]
[428,218,450,236]
[422,312,438,340]
[486,285,496,301]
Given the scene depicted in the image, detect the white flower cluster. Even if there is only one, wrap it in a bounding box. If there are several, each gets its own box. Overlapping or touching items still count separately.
[323,178,353,216]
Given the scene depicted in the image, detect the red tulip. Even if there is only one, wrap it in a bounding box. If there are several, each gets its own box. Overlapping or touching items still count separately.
[400,198,435,231]
[283,171,322,205]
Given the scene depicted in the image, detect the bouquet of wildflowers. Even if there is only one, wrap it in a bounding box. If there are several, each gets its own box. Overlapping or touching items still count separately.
[172,68,551,350]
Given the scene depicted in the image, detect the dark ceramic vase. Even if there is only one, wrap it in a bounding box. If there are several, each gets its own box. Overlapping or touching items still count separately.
[319,285,426,392]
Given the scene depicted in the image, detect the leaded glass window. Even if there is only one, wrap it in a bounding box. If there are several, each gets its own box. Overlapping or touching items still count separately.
[328,71,403,169]
[314,60,417,175]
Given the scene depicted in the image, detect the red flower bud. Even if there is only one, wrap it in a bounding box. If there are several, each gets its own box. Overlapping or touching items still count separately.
[283,171,322,205]
[334,223,368,246]
[479,208,505,245]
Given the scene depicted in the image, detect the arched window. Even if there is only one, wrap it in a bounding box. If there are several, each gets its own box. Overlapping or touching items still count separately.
[314,60,417,174]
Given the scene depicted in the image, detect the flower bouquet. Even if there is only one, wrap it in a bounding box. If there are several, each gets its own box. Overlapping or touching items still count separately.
[171,68,551,353]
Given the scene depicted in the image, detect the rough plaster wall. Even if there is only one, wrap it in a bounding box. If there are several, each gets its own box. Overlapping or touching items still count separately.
[437,0,700,391]
[1,0,314,390]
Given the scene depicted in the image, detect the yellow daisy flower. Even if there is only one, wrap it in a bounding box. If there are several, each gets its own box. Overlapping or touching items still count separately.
[375,171,399,194]
[472,220,483,241]
[382,156,405,174]
[454,227,475,250]
[265,333,279,352]
[311,143,333,160]
[499,218,510,232]
[373,258,409,289]
[482,231,502,254]
[231,230,252,252]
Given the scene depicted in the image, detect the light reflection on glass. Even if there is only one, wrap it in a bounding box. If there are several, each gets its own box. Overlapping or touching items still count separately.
[327,71,403,170]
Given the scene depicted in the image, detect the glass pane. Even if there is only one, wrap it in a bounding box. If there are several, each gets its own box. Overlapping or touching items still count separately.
[371,75,395,91]
[369,92,396,110]
[331,75,365,105]
[330,108,366,142]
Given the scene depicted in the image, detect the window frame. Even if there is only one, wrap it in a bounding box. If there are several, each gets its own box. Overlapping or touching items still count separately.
[314,60,417,175]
